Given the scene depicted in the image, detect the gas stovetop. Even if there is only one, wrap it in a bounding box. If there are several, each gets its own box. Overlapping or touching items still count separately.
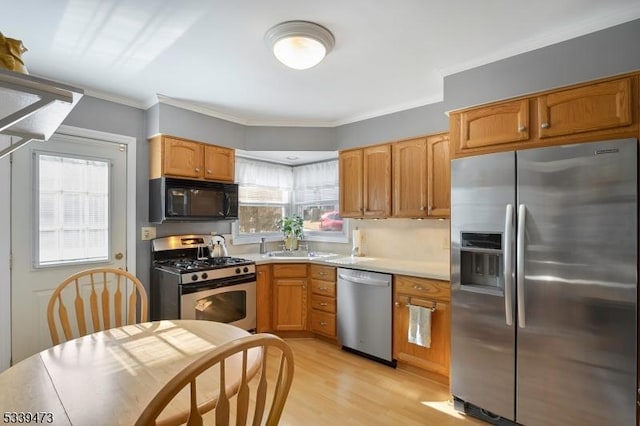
[155,256,254,273]
[151,234,256,284]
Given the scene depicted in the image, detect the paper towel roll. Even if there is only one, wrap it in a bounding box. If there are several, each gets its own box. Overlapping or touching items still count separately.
[352,229,362,256]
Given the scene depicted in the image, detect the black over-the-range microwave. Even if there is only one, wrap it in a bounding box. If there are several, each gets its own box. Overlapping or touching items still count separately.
[149,177,239,223]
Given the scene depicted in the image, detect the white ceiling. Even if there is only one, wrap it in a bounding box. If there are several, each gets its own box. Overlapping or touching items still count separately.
[2,1,640,127]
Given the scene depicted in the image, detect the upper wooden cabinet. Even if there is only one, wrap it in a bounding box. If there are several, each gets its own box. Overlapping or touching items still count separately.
[392,133,450,219]
[392,137,427,218]
[160,136,203,178]
[363,144,392,218]
[203,144,235,182]
[339,148,363,217]
[149,134,235,182]
[339,144,391,218]
[450,73,639,158]
[426,133,450,218]
[458,99,529,152]
[537,77,632,139]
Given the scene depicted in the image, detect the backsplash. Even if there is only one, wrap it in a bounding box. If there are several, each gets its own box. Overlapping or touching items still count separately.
[352,218,449,264]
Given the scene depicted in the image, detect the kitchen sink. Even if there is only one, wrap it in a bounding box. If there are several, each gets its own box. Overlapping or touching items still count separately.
[263,250,337,259]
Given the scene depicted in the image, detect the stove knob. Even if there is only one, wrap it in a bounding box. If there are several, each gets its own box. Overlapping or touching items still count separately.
[191,274,198,281]
[202,273,208,280]
[235,268,241,274]
[243,267,249,273]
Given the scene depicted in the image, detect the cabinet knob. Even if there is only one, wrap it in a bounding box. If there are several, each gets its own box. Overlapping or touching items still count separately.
[394,301,401,307]
[319,321,328,326]
[319,271,326,275]
[207,169,212,174]
[195,167,200,172]
[258,271,263,275]
[413,285,424,290]
[319,287,328,291]
[518,125,526,132]
[319,302,328,306]
[419,206,425,211]
[428,205,432,212]
[541,122,550,129]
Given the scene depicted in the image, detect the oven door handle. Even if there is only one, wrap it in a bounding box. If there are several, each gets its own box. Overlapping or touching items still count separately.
[179,273,256,295]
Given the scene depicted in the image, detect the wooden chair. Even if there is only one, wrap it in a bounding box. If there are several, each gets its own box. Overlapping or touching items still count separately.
[136,333,295,426]
[47,267,148,345]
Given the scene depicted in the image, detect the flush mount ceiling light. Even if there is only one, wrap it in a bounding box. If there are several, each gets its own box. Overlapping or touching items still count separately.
[265,20,335,70]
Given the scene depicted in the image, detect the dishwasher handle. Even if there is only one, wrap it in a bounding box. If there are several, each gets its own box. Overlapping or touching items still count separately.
[338,273,389,287]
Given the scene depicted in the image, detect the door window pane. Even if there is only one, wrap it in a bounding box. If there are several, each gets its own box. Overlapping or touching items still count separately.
[35,153,111,266]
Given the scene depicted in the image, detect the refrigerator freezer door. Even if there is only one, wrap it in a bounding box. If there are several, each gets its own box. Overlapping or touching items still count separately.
[451,151,517,420]
[516,139,637,426]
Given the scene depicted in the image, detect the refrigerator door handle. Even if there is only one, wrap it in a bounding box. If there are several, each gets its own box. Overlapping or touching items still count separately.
[517,204,526,328]
[504,204,514,326]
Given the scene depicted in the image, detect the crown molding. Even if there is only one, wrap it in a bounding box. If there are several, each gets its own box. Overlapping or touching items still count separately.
[439,8,640,77]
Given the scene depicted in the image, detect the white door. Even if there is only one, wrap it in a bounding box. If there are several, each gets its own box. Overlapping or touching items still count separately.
[11,131,130,362]
[0,135,11,372]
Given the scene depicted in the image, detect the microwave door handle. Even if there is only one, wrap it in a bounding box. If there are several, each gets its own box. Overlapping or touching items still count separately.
[224,192,231,216]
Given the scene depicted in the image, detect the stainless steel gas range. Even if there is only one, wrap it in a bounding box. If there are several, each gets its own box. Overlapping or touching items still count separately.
[150,234,256,331]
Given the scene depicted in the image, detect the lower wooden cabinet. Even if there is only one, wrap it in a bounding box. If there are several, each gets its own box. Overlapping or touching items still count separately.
[393,275,451,382]
[309,265,337,338]
[256,264,271,332]
[272,264,308,331]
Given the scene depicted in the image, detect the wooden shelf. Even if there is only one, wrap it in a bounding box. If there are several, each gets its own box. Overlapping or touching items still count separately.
[0,69,83,159]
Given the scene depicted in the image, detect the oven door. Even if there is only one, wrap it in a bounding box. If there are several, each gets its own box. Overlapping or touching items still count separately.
[180,280,256,332]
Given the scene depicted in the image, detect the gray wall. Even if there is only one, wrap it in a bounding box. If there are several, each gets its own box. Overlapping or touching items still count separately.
[156,103,246,148]
[444,18,640,112]
[336,102,449,149]
[245,126,337,151]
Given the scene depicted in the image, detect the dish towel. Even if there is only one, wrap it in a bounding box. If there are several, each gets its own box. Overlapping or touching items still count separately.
[408,305,432,348]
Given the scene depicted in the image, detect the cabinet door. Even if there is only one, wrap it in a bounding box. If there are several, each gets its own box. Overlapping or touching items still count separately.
[339,149,364,217]
[163,137,203,178]
[203,145,235,182]
[363,144,392,218]
[427,133,450,218]
[273,278,307,331]
[256,264,271,332]
[393,138,428,218]
[458,99,529,151]
[537,77,632,138]
[393,298,450,379]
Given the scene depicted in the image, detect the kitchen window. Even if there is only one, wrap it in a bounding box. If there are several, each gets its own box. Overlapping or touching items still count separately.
[34,152,111,266]
[232,157,348,244]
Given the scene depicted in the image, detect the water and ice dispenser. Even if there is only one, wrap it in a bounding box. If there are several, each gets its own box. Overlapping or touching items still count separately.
[459,232,504,292]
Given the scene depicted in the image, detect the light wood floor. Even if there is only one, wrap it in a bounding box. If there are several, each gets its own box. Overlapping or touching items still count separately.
[277,338,485,426]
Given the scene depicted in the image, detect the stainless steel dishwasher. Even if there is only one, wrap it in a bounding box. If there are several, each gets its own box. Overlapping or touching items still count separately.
[337,267,394,366]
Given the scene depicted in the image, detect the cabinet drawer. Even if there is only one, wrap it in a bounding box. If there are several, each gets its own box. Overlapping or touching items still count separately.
[272,264,307,278]
[310,294,336,313]
[310,311,336,337]
[394,275,450,301]
[311,279,336,297]
[310,264,335,281]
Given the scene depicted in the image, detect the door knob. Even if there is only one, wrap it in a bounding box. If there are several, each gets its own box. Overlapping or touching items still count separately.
[115,252,124,260]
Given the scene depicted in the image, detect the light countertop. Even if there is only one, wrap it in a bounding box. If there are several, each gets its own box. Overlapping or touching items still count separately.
[240,253,450,281]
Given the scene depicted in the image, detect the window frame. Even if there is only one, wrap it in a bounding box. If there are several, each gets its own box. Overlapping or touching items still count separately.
[232,158,349,245]
[33,150,114,269]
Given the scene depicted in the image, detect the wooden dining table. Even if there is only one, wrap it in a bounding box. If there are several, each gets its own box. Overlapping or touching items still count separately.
[0,320,256,425]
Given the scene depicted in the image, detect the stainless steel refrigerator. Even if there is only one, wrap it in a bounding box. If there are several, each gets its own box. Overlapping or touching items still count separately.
[450,138,637,426]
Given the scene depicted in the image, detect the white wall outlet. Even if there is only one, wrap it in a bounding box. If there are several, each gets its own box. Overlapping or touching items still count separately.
[141,226,156,241]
